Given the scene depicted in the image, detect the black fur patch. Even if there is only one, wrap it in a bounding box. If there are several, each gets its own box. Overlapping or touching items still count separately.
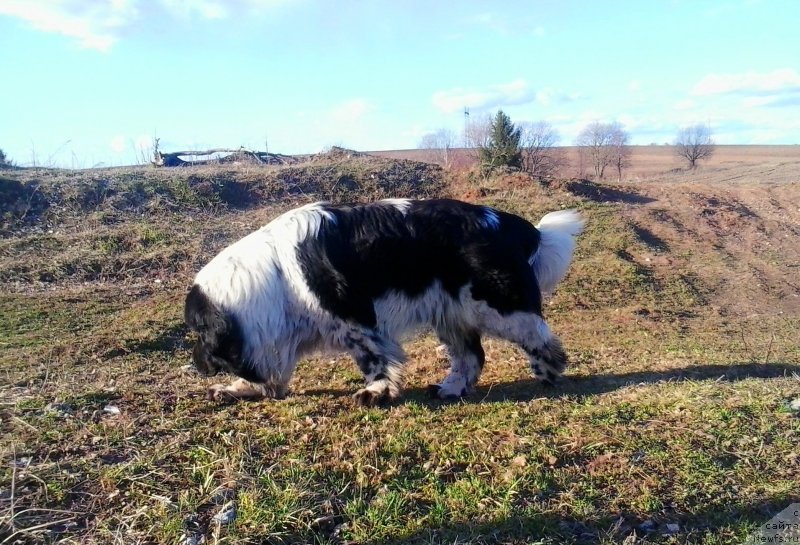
[465,331,486,370]
[544,339,568,374]
[295,199,542,327]
[184,285,259,382]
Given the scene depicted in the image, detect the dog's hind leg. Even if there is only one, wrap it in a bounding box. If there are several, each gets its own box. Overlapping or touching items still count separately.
[428,328,485,399]
[483,311,567,385]
[339,327,406,407]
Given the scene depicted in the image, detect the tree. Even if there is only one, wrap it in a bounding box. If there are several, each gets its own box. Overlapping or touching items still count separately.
[609,122,631,181]
[464,112,492,161]
[575,121,630,180]
[0,148,9,168]
[519,121,563,179]
[675,124,714,169]
[479,110,522,172]
[418,128,457,169]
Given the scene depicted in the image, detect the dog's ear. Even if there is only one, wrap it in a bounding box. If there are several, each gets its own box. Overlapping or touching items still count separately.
[185,284,238,360]
[185,285,229,337]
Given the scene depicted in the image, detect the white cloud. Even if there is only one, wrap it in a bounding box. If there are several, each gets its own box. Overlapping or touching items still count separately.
[160,0,228,19]
[160,0,294,19]
[535,88,555,107]
[741,96,772,108]
[628,80,642,93]
[691,68,800,96]
[0,0,138,51]
[533,88,580,107]
[674,99,697,111]
[464,12,544,38]
[402,124,436,144]
[328,98,375,122]
[741,94,800,108]
[467,12,509,35]
[433,79,536,113]
[0,0,293,51]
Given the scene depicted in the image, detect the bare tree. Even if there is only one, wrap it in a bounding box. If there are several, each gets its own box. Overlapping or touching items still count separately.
[609,122,631,181]
[418,128,457,169]
[464,112,493,162]
[675,124,714,169]
[519,121,563,180]
[575,121,630,180]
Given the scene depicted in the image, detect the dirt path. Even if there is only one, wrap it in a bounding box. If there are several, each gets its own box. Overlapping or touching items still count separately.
[620,170,800,318]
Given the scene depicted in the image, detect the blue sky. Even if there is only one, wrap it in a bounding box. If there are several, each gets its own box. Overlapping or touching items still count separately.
[1,0,799,168]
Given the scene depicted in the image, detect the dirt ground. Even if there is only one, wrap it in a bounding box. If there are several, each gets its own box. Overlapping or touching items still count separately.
[601,165,800,318]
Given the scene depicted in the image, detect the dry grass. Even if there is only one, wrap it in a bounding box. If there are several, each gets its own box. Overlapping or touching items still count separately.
[1,154,798,544]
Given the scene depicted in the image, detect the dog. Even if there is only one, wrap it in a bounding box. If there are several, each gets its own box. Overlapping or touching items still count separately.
[185,198,584,406]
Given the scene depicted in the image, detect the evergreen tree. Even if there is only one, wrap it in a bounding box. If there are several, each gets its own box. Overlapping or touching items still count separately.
[479,110,522,172]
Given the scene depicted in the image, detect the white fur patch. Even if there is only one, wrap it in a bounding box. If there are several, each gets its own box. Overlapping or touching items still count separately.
[193,202,337,388]
[380,198,412,214]
[532,209,585,295]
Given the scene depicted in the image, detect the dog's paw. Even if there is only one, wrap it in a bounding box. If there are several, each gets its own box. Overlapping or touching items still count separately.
[426,383,467,400]
[426,384,442,398]
[207,384,237,402]
[352,387,387,407]
[532,371,559,388]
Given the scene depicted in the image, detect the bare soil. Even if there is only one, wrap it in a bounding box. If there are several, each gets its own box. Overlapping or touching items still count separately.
[542,164,800,320]
[621,175,800,318]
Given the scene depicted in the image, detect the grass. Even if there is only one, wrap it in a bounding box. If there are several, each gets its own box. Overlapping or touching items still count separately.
[0,158,798,544]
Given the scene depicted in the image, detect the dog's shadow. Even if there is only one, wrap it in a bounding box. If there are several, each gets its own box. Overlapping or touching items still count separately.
[301,362,799,408]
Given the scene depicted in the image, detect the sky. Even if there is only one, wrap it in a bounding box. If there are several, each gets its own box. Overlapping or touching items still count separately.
[1,0,799,168]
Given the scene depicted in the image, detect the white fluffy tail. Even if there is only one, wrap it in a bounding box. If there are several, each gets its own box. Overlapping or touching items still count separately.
[531,210,585,295]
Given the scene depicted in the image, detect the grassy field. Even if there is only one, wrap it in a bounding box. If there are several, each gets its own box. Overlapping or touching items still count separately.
[1,151,798,544]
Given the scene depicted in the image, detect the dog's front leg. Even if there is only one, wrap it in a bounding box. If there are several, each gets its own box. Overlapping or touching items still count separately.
[340,328,406,407]
[207,378,285,402]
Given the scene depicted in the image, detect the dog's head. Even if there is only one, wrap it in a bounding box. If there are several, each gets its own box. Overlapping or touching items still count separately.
[185,284,248,378]
[191,339,226,377]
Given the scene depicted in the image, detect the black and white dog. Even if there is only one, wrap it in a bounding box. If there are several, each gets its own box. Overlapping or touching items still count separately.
[185,198,584,406]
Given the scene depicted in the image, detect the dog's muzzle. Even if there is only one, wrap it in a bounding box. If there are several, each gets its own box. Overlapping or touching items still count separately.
[192,342,221,377]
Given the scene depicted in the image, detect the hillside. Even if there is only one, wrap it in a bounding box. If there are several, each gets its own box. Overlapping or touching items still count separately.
[0,152,798,544]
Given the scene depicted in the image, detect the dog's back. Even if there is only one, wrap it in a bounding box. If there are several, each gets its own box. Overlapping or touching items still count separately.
[295,198,543,328]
